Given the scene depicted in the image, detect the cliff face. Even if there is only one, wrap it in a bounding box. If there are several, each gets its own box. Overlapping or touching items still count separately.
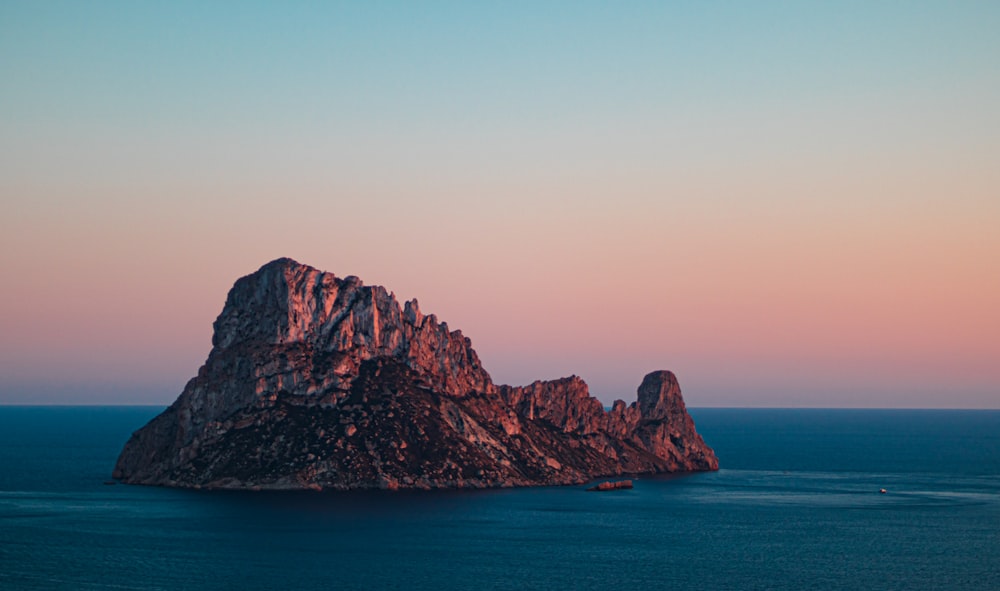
[114,258,718,490]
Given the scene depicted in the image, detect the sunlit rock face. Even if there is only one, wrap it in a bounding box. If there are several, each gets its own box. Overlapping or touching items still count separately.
[114,258,718,490]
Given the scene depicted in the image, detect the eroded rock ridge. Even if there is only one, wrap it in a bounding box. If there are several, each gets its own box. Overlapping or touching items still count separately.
[114,258,718,489]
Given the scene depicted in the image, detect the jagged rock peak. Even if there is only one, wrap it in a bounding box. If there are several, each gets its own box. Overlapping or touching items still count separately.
[637,370,685,419]
[208,257,492,399]
[261,256,303,269]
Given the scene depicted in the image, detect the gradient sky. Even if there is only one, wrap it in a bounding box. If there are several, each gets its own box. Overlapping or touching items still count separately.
[2,1,998,408]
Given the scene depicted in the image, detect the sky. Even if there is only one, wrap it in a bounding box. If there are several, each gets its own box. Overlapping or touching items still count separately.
[1,1,998,408]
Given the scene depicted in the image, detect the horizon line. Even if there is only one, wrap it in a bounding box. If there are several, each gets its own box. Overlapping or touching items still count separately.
[2,403,998,411]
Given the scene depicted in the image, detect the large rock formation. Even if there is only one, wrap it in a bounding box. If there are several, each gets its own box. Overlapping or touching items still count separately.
[114,258,718,490]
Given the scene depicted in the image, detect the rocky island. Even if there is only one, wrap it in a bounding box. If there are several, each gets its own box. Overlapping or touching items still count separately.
[114,258,718,490]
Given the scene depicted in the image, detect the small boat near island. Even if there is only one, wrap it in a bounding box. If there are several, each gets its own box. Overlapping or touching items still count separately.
[586,480,634,492]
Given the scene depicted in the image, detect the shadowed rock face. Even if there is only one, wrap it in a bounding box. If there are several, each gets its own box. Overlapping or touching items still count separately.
[114,258,718,490]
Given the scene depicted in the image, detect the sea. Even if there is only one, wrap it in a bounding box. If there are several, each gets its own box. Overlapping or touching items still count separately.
[1,407,998,591]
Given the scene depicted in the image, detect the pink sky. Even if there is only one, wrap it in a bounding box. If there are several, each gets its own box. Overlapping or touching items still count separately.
[1,3,998,407]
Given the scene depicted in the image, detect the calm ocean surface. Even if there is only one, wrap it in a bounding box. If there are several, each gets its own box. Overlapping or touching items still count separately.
[1,407,998,590]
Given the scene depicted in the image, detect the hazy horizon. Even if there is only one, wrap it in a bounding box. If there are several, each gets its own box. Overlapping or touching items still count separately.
[2,2,998,408]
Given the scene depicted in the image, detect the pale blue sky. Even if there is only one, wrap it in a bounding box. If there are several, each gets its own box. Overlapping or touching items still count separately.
[2,2,998,407]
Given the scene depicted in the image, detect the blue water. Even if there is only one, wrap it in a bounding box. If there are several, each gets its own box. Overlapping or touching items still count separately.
[1,407,998,590]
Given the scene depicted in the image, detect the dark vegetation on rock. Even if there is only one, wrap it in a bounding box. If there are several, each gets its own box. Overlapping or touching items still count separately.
[114,258,718,490]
